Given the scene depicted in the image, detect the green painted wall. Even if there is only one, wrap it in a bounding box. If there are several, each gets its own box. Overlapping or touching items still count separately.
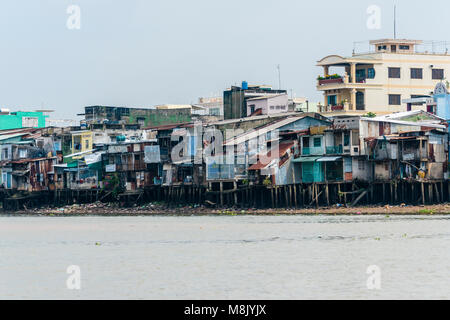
[0,111,47,130]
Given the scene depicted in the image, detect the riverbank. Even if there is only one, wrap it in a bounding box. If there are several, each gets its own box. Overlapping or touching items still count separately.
[3,201,450,216]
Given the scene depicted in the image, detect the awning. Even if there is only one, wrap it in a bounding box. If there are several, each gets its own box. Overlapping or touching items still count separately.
[317,156,342,162]
[292,156,321,163]
[248,161,270,171]
[12,170,30,176]
[64,149,96,158]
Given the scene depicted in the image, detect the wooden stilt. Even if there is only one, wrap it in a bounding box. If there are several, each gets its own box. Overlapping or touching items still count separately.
[428,183,433,204]
[293,184,298,208]
[284,186,289,207]
[315,184,319,209]
[421,182,425,205]
[233,182,238,207]
[390,182,394,204]
[434,183,440,203]
[338,183,342,204]
[271,188,274,208]
[219,182,224,206]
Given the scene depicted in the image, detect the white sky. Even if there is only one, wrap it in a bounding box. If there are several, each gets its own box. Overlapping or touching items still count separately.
[0,0,447,119]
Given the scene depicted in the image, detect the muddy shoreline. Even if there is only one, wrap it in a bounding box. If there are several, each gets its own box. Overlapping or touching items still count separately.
[2,201,450,216]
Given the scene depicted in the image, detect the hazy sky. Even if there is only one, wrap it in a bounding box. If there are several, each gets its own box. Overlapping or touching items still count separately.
[0,0,448,119]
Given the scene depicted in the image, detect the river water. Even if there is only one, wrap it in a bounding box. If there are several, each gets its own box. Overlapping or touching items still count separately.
[0,215,449,300]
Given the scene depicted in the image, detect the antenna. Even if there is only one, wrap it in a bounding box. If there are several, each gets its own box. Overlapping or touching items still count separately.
[277,64,281,90]
[394,4,397,39]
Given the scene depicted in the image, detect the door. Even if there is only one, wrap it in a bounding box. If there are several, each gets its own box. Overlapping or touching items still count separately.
[356,92,365,110]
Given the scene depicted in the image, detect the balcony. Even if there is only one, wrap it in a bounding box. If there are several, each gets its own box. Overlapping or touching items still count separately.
[302,147,323,156]
[317,74,344,86]
[331,105,344,111]
[115,163,147,172]
[326,146,343,155]
[318,77,343,86]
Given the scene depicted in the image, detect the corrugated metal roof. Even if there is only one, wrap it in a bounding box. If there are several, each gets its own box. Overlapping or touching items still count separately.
[317,156,342,162]
[247,94,286,101]
[248,141,295,171]
[361,117,446,129]
[292,156,321,163]
[224,117,304,146]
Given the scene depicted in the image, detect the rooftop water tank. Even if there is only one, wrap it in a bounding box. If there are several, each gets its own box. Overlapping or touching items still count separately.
[116,135,126,142]
[242,81,248,90]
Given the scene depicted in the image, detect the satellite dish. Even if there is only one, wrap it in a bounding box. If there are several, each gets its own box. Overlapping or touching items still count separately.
[434,82,448,95]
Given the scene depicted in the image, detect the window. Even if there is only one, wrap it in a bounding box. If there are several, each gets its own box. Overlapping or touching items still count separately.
[367,68,376,79]
[19,149,27,158]
[352,131,359,146]
[411,68,423,79]
[389,94,401,105]
[432,69,444,80]
[270,106,275,110]
[399,45,410,50]
[358,160,365,171]
[137,117,146,126]
[391,45,397,52]
[313,137,321,147]
[356,69,366,82]
[85,140,89,150]
[73,136,81,150]
[344,133,350,147]
[378,45,387,51]
[302,137,309,148]
[327,95,337,106]
[388,67,401,78]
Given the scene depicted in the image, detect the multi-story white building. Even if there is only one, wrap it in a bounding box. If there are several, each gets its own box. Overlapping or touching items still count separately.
[316,39,450,114]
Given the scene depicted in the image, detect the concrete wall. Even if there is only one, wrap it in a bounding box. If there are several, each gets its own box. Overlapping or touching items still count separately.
[0,112,47,130]
[319,51,450,113]
[246,95,289,116]
[374,162,391,181]
[352,158,373,182]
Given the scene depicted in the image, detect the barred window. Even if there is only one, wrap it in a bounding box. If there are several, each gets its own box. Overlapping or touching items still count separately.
[389,94,401,105]
[388,67,401,78]
[432,69,444,80]
[313,137,321,147]
[410,68,423,79]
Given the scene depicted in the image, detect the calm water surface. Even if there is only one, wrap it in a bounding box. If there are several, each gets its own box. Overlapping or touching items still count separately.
[1,215,449,299]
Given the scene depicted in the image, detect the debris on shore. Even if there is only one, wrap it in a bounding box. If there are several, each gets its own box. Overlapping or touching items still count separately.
[4,201,450,216]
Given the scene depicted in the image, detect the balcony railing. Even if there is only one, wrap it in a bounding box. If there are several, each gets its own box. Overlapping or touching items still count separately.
[326,146,343,155]
[331,105,344,111]
[302,147,323,156]
[318,77,343,86]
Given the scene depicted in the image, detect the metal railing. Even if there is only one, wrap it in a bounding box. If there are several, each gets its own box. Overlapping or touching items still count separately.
[326,146,343,155]
[302,147,324,156]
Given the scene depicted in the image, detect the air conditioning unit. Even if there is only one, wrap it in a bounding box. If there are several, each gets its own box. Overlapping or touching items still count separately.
[352,146,360,155]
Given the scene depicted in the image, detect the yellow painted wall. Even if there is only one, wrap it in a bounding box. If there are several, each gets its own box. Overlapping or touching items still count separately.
[71,131,93,159]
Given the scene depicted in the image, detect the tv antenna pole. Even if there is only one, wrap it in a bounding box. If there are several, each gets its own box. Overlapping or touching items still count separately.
[394,4,397,39]
[277,64,281,89]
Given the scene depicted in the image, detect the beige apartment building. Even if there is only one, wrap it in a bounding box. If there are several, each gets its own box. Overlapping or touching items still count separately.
[316,39,450,114]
